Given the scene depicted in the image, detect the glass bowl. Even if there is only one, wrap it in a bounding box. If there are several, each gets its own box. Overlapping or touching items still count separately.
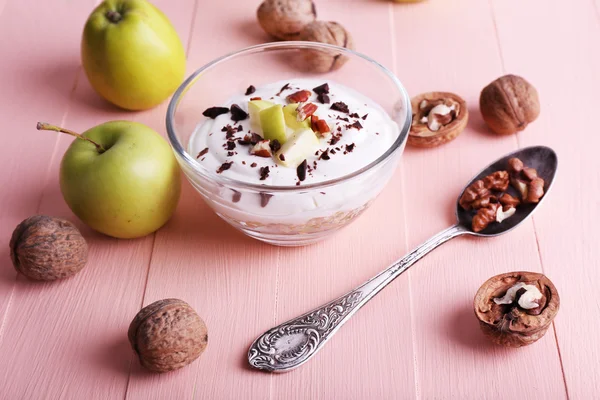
[166,42,411,246]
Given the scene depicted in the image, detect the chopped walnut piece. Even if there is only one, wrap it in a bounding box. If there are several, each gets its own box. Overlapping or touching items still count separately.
[459,180,491,210]
[499,193,521,209]
[507,157,524,174]
[483,171,509,191]
[472,204,500,232]
[315,119,330,136]
[250,141,272,158]
[507,157,545,203]
[297,103,318,121]
[287,90,311,103]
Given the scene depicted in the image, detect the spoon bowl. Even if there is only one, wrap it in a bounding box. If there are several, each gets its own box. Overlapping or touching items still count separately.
[457,146,558,237]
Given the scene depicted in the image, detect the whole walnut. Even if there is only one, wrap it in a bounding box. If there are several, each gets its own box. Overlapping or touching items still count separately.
[257,0,316,40]
[479,74,540,135]
[9,215,88,281]
[128,298,208,373]
[298,21,355,73]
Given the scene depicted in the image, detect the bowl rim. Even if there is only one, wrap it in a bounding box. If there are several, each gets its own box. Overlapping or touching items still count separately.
[166,41,412,192]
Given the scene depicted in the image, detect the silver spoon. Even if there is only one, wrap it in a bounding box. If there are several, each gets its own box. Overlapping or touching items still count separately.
[248,145,558,372]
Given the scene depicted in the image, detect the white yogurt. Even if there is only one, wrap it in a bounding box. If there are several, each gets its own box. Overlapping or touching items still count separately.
[189,79,399,186]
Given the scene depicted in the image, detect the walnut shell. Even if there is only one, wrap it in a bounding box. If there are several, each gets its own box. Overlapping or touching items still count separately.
[128,298,208,373]
[298,21,355,73]
[257,0,316,40]
[474,271,559,347]
[9,215,88,281]
[409,92,468,148]
[479,74,540,135]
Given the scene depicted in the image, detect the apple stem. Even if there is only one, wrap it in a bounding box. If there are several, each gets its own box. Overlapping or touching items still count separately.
[105,10,122,23]
[36,122,106,154]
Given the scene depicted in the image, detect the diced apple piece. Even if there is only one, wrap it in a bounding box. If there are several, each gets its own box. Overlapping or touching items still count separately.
[260,105,288,144]
[283,104,310,131]
[275,128,320,168]
[248,100,274,133]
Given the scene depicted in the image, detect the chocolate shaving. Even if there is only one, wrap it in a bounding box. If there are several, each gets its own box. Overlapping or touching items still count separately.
[317,93,330,104]
[260,193,273,208]
[336,116,349,122]
[276,83,290,96]
[230,104,248,122]
[196,147,209,158]
[313,83,330,94]
[203,107,229,119]
[250,162,257,168]
[331,102,349,113]
[226,141,236,150]
[217,162,233,173]
[232,190,242,203]
[319,149,331,160]
[259,166,270,180]
[345,143,355,153]
[269,139,281,153]
[279,154,286,161]
[222,124,238,139]
[361,114,369,120]
[348,121,363,130]
[349,113,359,119]
[245,85,256,96]
[296,160,307,182]
[227,151,235,156]
[329,135,341,145]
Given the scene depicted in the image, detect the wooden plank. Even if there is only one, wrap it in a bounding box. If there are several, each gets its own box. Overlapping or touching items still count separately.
[392,0,567,399]
[0,1,196,399]
[269,2,417,399]
[0,0,93,370]
[492,0,600,397]
[123,1,277,399]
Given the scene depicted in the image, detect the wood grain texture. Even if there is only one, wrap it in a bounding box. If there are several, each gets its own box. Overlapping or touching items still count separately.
[124,1,277,399]
[492,0,600,397]
[0,0,598,399]
[0,0,94,368]
[0,0,194,399]
[268,2,417,400]
[393,0,567,398]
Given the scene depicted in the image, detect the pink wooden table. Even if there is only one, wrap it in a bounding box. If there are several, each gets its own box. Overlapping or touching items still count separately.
[1,0,599,398]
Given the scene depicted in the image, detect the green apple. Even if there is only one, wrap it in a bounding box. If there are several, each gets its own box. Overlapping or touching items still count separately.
[248,99,274,133]
[37,121,181,239]
[276,128,320,168]
[260,105,288,144]
[283,104,311,131]
[81,0,186,111]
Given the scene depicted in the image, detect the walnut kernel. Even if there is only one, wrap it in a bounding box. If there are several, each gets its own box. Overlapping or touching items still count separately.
[474,271,559,347]
[409,92,468,148]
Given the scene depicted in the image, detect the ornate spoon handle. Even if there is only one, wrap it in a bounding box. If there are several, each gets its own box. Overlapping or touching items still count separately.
[248,224,468,372]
